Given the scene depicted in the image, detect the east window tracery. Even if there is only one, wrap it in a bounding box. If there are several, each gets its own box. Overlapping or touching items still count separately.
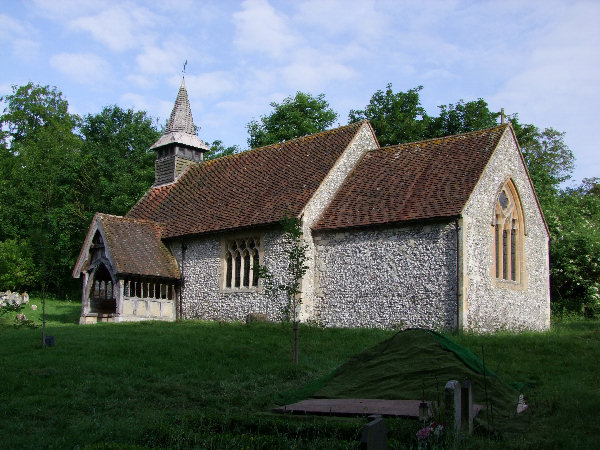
[493,180,524,283]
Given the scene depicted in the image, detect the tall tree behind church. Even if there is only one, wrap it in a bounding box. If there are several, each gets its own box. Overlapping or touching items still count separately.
[0,83,84,293]
[247,92,337,148]
[0,85,161,295]
[79,106,160,216]
[349,84,430,145]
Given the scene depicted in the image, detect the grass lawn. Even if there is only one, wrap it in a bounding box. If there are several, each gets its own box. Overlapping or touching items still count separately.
[0,298,599,449]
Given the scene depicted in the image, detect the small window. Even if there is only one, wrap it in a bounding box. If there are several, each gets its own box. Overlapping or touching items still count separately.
[222,237,261,291]
[493,180,524,283]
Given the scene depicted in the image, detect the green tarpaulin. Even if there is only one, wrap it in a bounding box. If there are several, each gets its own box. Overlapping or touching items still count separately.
[279,329,529,432]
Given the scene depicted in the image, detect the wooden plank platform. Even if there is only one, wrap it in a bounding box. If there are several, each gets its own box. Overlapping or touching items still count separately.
[274,399,429,418]
[274,398,483,419]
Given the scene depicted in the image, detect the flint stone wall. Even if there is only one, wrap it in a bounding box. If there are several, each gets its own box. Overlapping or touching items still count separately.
[170,229,290,322]
[301,123,378,321]
[313,222,458,329]
[462,129,550,332]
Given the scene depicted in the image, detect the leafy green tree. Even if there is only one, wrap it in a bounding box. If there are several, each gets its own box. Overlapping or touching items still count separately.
[0,239,37,290]
[428,99,498,137]
[547,178,600,312]
[247,92,337,148]
[205,140,239,161]
[514,123,574,203]
[349,84,429,146]
[509,119,595,313]
[80,105,160,216]
[0,83,83,294]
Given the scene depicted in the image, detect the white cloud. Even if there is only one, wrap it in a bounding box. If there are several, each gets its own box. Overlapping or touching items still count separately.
[295,0,388,42]
[0,14,39,60]
[49,53,111,84]
[490,2,600,118]
[126,74,157,90]
[31,0,106,20]
[179,72,237,100]
[239,68,279,95]
[119,92,153,112]
[216,99,263,117]
[135,33,199,76]
[0,82,14,96]
[136,45,186,75]
[282,57,355,91]
[119,93,172,122]
[69,5,159,51]
[485,1,600,182]
[0,13,27,38]
[233,0,300,58]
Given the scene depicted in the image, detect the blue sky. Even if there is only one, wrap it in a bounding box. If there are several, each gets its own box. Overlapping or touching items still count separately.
[1,0,598,184]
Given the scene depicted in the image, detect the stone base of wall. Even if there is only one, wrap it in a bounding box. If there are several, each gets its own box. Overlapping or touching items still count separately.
[79,313,115,324]
[79,298,176,324]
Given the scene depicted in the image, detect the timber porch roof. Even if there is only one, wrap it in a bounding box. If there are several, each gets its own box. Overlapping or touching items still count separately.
[73,213,180,280]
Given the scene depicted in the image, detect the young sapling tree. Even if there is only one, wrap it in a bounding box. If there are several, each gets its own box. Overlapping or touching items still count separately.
[254,215,309,364]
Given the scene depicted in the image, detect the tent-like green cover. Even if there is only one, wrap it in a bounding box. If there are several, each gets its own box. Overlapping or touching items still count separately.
[280,329,528,432]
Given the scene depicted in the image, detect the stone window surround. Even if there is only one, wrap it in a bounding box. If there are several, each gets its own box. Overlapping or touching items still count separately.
[490,178,527,290]
[219,232,264,293]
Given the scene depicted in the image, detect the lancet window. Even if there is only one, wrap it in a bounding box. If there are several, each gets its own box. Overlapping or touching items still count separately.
[493,180,524,282]
[223,237,261,290]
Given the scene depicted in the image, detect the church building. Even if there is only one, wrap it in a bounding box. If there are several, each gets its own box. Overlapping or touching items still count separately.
[72,80,551,332]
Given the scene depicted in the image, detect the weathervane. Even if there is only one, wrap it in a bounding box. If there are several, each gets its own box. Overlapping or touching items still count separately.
[182,60,188,75]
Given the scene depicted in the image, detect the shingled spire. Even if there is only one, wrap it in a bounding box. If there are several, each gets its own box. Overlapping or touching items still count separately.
[150,77,209,186]
[165,77,195,134]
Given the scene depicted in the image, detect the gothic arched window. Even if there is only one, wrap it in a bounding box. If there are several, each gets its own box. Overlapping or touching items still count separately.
[223,237,261,291]
[493,180,524,282]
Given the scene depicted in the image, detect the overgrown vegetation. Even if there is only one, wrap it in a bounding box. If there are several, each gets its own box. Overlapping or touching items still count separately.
[0,298,598,449]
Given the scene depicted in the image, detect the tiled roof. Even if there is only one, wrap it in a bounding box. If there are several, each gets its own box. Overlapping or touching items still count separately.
[313,125,509,231]
[127,121,367,238]
[97,214,180,279]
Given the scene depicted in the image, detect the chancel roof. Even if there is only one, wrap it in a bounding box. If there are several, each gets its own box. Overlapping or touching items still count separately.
[128,121,367,238]
[313,125,510,231]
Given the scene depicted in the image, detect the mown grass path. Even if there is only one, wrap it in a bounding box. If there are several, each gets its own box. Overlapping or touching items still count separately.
[0,299,598,449]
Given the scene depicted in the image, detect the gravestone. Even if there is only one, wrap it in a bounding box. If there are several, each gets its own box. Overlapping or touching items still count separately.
[461,380,474,434]
[9,292,21,305]
[445,380,461,435]
[246,313,269,324]
[360,414,387,450]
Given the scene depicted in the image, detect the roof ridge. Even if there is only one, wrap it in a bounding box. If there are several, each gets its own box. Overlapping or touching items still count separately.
[378,123,509,151]
[196,120,366,168]
[99,212,166,227]
[249,120,365,152]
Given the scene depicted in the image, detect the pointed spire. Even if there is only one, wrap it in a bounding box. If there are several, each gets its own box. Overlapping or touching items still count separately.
[165,77,196,134]
[150,76,209,152]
